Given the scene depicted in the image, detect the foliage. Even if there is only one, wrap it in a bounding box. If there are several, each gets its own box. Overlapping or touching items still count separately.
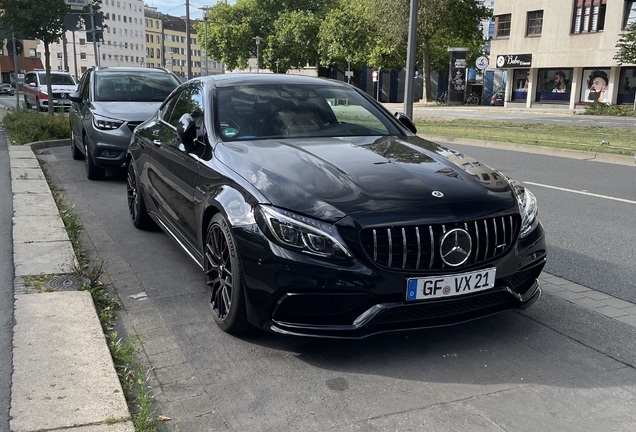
[615,22,636,66]
[582,103,636,117]
[196,0,334,72]
[263,10,321,72]
[318,1,376,75]
[3,109,71,145]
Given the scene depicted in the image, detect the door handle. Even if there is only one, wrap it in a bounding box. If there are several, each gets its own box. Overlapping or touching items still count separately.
[152,140,162,146]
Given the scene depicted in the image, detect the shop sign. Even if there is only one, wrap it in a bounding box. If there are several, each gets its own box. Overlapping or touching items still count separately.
[495,54,532,68]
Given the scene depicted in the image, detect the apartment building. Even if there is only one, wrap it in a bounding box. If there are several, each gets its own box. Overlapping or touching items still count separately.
[144,6,162,68]
[490,0,636,108]
[47,0,145,81]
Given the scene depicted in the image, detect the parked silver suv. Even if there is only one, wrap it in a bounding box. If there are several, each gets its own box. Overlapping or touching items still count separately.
[69,66,181,180]
[23,70,77,111]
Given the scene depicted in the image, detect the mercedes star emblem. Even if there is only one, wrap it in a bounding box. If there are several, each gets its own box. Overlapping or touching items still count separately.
[440,228,472,266]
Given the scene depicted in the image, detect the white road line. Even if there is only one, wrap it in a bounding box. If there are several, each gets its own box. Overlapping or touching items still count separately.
[524,182,636,204]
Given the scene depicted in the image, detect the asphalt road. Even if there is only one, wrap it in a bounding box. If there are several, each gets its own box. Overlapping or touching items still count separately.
[0,117,14,432]
[39,144,636,431]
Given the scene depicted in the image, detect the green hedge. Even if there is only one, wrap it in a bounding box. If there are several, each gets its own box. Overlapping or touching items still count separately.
[3,109,71,145]
[582,103,636,117]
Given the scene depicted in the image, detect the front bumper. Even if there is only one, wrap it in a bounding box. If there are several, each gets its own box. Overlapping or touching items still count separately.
[234,221,547,339]
[87,124,134,169]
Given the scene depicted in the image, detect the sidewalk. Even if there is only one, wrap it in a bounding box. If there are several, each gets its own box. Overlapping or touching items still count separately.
[5,123,636,431]
[8,142,134,431]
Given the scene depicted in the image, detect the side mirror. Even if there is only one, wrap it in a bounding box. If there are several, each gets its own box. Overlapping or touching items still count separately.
[68,91,83,103]
[29,82,37,88]
[177,113,197,145]
[394,112,417,134]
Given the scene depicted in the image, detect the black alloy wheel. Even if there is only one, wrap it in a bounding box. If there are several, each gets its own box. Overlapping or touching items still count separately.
[204,214,250,333]
[71,130,84,160]
[84,135,105,180]
[126,163,153,230]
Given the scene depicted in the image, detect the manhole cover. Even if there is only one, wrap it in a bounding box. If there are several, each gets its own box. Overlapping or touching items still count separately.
[45,275,91,291]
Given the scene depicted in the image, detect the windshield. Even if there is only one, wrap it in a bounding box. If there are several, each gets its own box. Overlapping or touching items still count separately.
[38,73,75,85]
[95,71,180,102]
[216,83,403,141]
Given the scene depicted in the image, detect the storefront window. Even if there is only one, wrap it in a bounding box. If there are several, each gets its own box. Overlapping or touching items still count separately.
[618,68,636,105]
[580,68,610,104]
[536,68,573,103]
[513,69,529,101]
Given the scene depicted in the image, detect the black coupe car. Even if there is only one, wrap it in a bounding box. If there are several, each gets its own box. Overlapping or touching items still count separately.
[126,74,546,338]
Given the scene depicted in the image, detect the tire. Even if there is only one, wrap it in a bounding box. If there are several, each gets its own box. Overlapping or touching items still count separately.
[204,214,250,333]
[126,163,154,230]
[36,98,43,112]
[71,131,84,160]
[84,135,105,180]
[24,95,31,109]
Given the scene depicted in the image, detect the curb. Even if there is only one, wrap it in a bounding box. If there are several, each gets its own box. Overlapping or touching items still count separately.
[7,139,135,431]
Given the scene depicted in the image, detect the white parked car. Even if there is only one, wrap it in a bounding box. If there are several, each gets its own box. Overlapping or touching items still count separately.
[23,70,77,111]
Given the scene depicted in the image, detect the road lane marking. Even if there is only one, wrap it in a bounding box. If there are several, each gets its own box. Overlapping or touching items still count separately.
[524,181,636,205]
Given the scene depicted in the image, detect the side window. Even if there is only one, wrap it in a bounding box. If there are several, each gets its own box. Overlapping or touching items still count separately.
[79,72,91,100]
[25,73,35,85]
[166,83,204,128]
[159,91,182,125]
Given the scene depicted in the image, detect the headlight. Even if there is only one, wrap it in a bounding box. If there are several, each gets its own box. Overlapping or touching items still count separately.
[93,113,124,130]
[509,179,539,238]
[256,205,352,259]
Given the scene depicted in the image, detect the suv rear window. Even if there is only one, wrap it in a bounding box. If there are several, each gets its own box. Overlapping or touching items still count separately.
[37,73,75,85]
[94,71,180,102]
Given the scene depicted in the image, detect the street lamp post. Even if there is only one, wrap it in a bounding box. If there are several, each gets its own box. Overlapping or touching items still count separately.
[253,36,261,73]
[346,55,352,84]
[275,59,280,74]
[198,6,210,76]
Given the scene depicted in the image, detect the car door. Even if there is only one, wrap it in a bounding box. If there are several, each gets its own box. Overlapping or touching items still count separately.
[70,71,91,150]
[146,82,205,249]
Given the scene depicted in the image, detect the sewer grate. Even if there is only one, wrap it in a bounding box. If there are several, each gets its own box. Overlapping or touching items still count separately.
[45,275,91,291]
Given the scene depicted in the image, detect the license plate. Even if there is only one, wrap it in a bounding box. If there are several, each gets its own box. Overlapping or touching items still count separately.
[406,268,496,301]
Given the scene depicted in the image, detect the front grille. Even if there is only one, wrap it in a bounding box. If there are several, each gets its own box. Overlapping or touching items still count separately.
[127,121,142,133]
[52,92,67,99]
[369,291,513,325]
[360,215,520,271]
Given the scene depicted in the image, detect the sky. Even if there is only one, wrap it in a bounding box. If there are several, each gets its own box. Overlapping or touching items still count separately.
[144,0,224,19]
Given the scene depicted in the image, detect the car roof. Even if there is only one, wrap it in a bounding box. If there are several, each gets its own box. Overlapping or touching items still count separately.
[197,73,348,89]
[93,66,171,73]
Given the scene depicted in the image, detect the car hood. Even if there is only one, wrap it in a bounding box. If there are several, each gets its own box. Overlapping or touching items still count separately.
[91,101,162,122]
[214,135,518,225]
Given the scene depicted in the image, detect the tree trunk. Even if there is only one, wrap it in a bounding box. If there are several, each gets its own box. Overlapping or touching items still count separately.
[45,42,53,115]
[422,38,431,102]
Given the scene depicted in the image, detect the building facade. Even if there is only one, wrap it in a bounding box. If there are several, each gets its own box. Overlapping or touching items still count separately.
[490,0,636,108]
[0,39,43,84]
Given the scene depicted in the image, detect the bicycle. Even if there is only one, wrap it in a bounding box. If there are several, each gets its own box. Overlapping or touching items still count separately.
[464,92,480,105]
[436,91,447,105]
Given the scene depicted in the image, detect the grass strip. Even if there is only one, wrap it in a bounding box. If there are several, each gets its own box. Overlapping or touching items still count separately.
[413,117,636,156]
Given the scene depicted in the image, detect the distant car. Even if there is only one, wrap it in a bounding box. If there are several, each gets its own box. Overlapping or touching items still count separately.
[0,83,14,96]
[126,74,546,338]
[22,70,76,111]
[490,92,505,106]
[68,66,181,180]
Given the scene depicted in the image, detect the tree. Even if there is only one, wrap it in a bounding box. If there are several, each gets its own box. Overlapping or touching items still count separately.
[367,0,491,102]
[263,11,321,73]
[615,22,636,109]
[196,0,334,73]
[0,0,86,114]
